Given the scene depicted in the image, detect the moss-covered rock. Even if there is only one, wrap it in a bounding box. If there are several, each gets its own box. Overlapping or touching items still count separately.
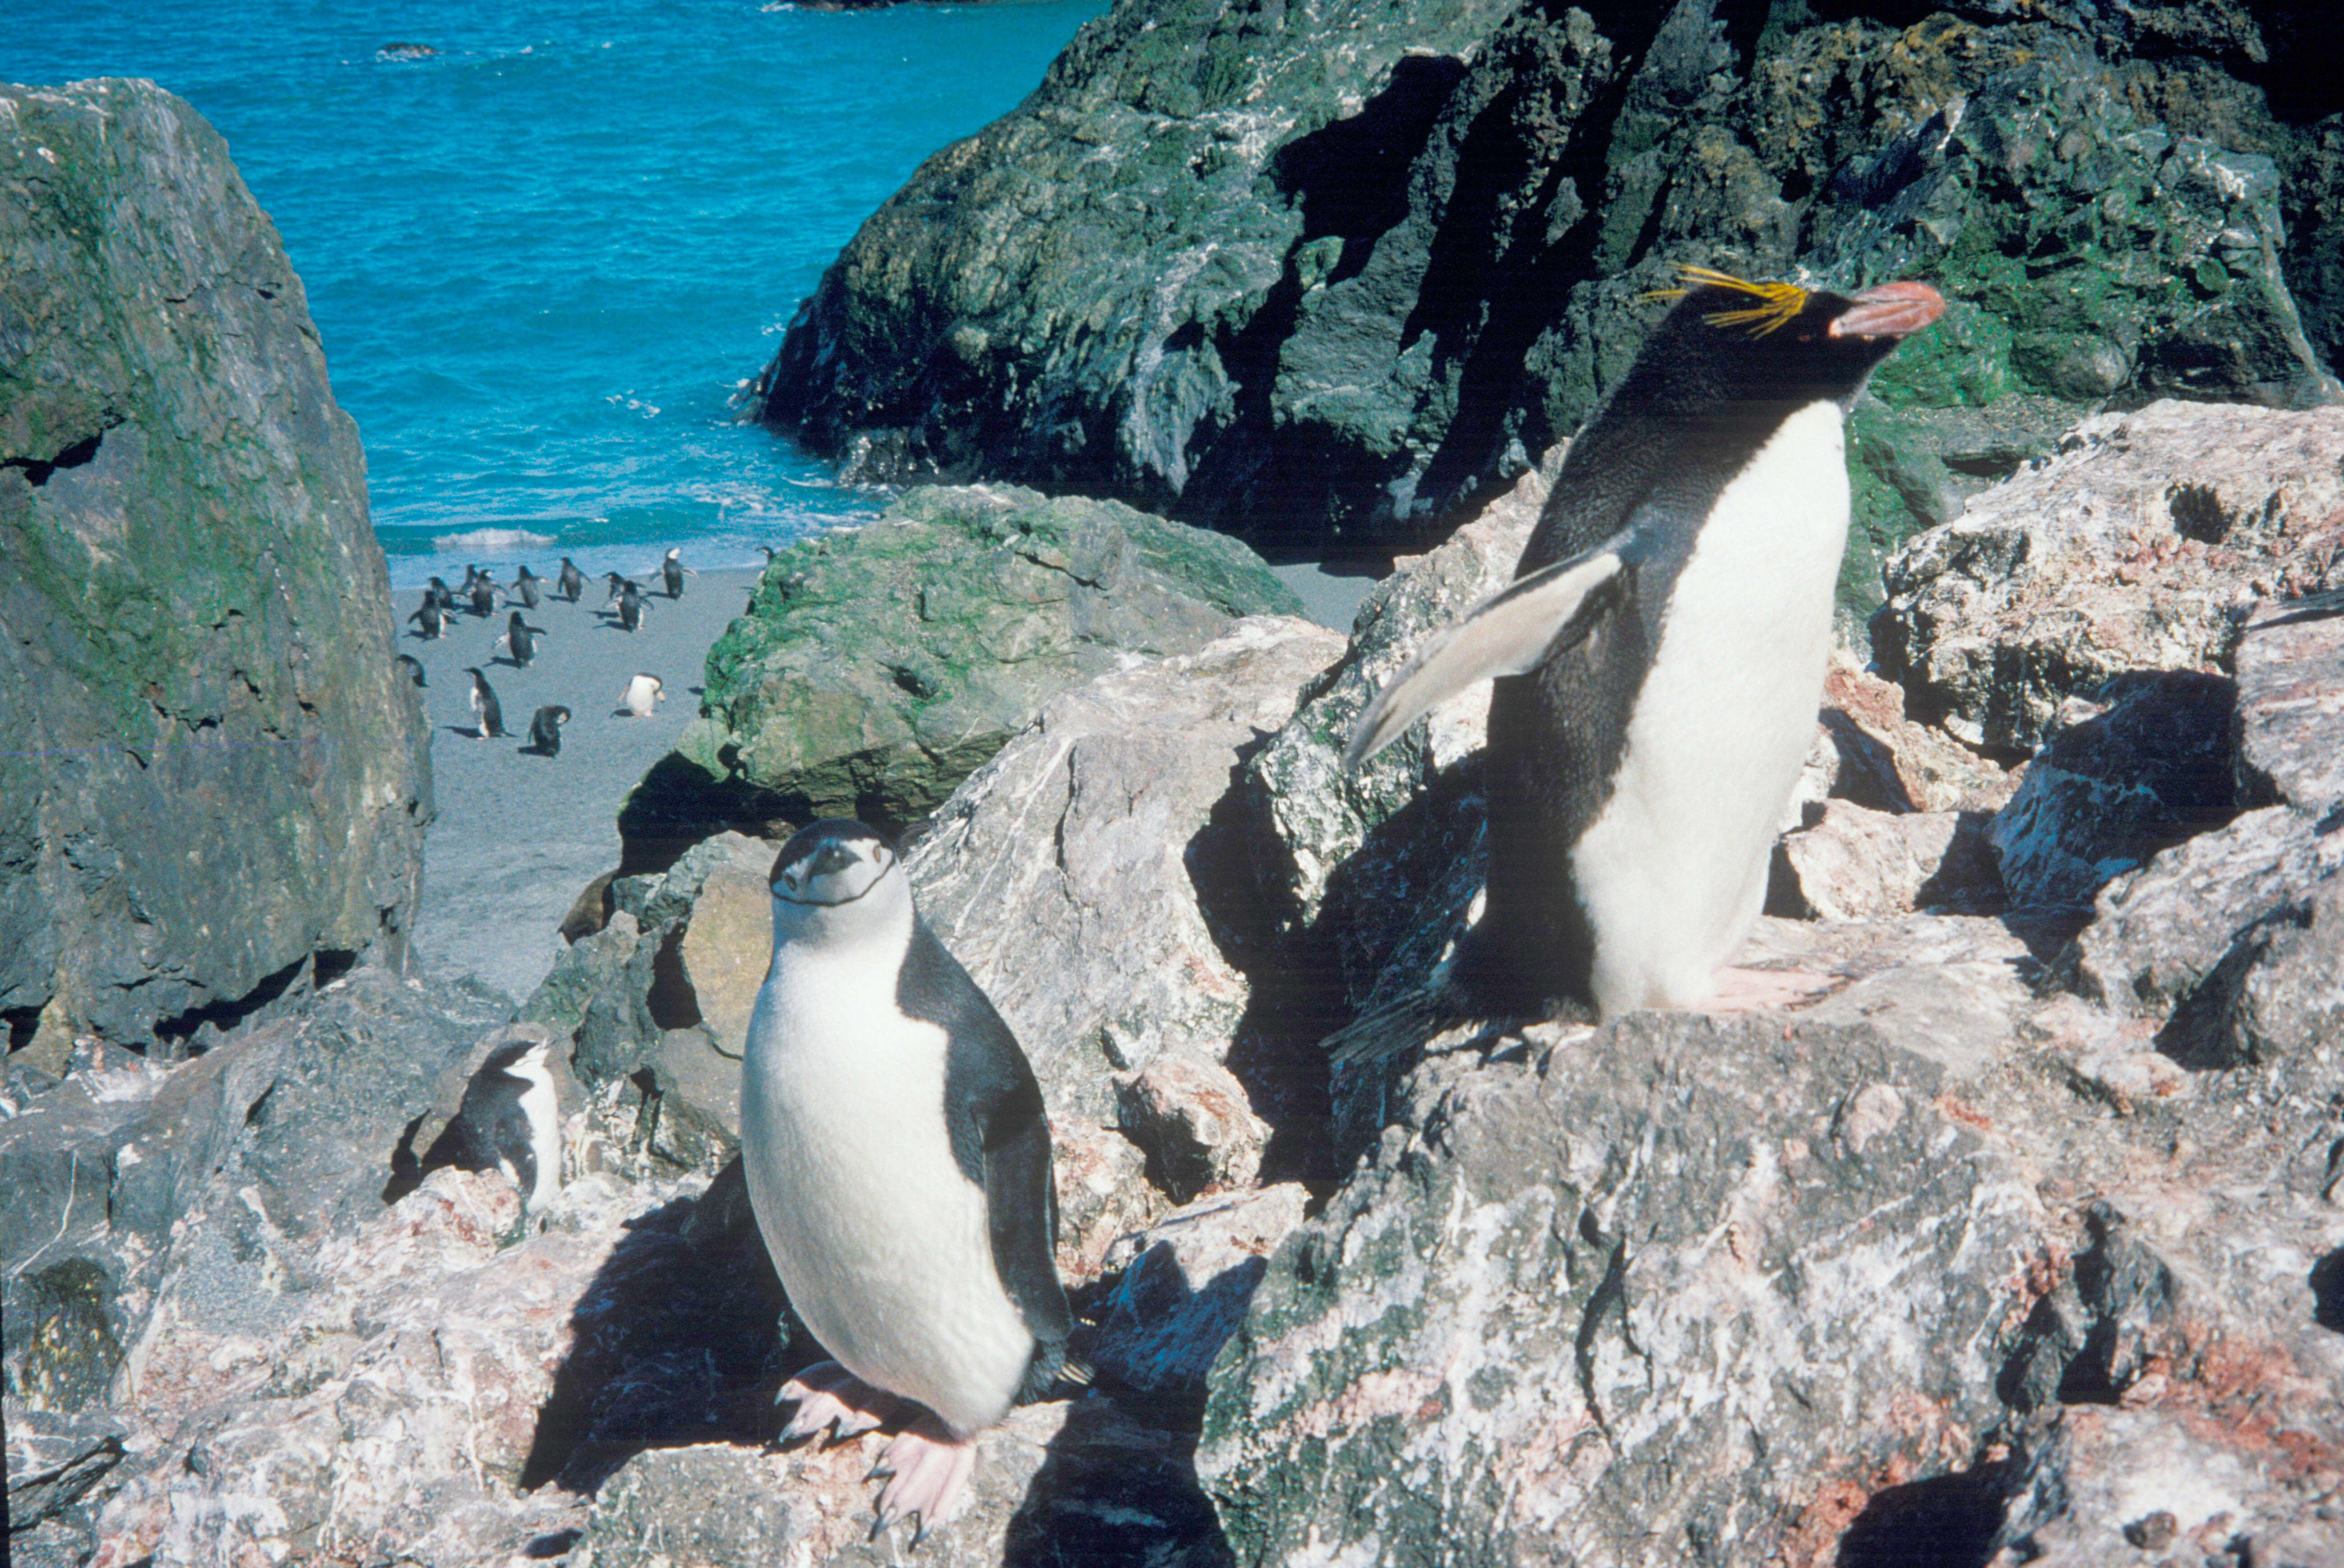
[619,484,1299,845]
[0,80,428,1051]
[757,0,2344,617]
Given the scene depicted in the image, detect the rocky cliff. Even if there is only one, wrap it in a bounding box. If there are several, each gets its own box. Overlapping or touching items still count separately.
[0,79,430,1059]
[755,0,2344,607]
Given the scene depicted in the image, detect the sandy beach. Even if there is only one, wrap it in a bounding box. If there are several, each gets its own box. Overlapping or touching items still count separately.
[401,565,763,1001]
[400,559,1376,1003]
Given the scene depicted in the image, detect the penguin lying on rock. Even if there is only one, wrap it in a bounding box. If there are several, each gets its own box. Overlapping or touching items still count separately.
[742,819,1074,1542]
[1346,267,1943,1031]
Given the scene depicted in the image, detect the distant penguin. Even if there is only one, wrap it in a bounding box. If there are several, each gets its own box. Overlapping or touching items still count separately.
[408,597,446,640]
[1346,267,1944,1022]
[525,704,570,757]
[494,610,546,668]
[743,820,1073,1540]
[557,556,585,603]
[426,575,456,611]
[510,565,543,610]
[468,574,497,616]
[617,672,665,717]
[464,667,506,739]
[393,653,427,688]
[658,546,694,599]
[603,571,631,604]
[616,579,647,632]
[417,1039,561,1210]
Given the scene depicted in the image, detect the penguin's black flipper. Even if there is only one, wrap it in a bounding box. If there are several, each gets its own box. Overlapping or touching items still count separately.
[1345,539,1630,770]
[901,920,1075,1374]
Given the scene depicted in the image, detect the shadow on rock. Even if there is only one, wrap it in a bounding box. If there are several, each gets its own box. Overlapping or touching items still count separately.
[1835,1461,2013,1568]
[518,1161,794,1493]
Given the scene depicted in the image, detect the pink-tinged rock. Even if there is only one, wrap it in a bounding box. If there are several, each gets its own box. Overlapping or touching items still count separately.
[908,614,1345,1118]
[1115,1050,1271,1203]
[1878,401,2344,753]
[1051,1115,1165,1288]
[1817,654,2020,814]
[1774,800,2000,920]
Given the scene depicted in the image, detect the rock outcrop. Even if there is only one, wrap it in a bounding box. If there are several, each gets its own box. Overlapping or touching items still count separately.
[619,485,1299,850]
[0,79,430,1057]
[756,0,2344,586]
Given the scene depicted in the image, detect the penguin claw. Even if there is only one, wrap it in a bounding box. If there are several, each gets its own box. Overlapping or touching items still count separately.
[775,1362,895,1446]
[869,1419,976,1545]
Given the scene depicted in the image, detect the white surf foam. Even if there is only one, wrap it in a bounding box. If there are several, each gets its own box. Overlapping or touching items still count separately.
[432,527,556,555]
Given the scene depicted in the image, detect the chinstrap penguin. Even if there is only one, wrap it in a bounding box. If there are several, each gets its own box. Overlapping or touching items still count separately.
[509,564,543,610]
[613,578,648,632]
[617,672,665,717]
[407,596,445,640]
[466,566,497,617]
[525,704,570,757]
[742,820,1073,1541]
[393,653,427,688]
[464,666,506,740]
[417,1039,562,1210]
[1347,267,1943,1027]
[557,556,585,603]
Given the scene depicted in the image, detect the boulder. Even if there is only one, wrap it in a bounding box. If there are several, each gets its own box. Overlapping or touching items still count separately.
[1091,1184,1310,1411]
[906,613,1343,1118]
[1986,671,2241,910]
[0,80,429,1052]
[1877,402,2344,753]
[1115,1050,1272,1204]
[1771,800,2000,921]
[755,1,2343,574]
[1197,1012,2046,1566]
[620,486,1300,846]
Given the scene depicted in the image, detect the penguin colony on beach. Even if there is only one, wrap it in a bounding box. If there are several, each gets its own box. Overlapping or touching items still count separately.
[397,547,727,759]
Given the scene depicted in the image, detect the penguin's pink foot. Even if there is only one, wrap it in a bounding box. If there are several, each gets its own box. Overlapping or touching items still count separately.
[869,1413,977,1543]
[1706,967,1840,1012]
[776,1360,897,1445]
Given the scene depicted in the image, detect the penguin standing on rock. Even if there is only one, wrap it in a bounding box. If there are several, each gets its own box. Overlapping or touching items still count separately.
[742,820,1074,1542]
[416,1039,562,1211]
[1345,267,1944,1028]
[557,556,585,603]
[464,667,506,739]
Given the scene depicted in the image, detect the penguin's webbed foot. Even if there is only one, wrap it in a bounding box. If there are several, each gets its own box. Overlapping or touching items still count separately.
[776,1360,897,1446]
[869,1415,976,1545]
[1706,966,1840,1012]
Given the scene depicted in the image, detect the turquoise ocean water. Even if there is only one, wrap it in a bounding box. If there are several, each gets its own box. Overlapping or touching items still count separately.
[7,0,1102,587]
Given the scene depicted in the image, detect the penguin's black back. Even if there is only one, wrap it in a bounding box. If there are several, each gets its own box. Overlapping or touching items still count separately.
[421,1042,541,1194]
[1465,280,1912,1010]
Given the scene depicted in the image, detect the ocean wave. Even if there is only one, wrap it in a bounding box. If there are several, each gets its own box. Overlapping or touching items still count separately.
[432,527,556,555]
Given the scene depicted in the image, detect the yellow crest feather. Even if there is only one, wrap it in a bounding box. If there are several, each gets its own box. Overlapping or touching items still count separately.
[1638,264,1809,337]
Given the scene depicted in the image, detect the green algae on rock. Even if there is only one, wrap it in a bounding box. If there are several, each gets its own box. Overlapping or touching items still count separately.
[0,80,428,1053]
[617,484,1299,846]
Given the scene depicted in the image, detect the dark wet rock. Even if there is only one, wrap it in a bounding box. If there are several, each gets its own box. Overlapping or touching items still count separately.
[1877,402,2344,753]
[0,80,429,1054]
[1987,671,2241,910]
[620,486,1299,848]
[907,614,1342,1119]
[755,2,2342,576]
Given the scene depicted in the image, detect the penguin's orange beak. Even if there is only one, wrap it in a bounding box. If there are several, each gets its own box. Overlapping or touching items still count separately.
[1828,280,1946,340]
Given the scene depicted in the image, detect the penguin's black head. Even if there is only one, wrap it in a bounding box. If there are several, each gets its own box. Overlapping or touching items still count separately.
[771,819,898,907]
[480,1038,551,1082]
[1633,267,1945,412]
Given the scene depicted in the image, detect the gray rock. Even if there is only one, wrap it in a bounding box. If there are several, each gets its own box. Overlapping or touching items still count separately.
[1877,402,2344,753]
[907,614,1343,1118]
[1116,1050,1271,1204]
[1053,1115,1166,1288]
[2236,592,2344,819]
[0,80,428,1052]
[1092,1184,1309,1408]
[1987,671,2240,910]
[1197,1013,2043,1566]
[1771,800,2001,921]
[621,486,1300,846]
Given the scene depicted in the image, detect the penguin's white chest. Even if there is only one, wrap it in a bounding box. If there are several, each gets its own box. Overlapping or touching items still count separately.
[1572,400,1849,1013]
[740,946,1035,1436]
